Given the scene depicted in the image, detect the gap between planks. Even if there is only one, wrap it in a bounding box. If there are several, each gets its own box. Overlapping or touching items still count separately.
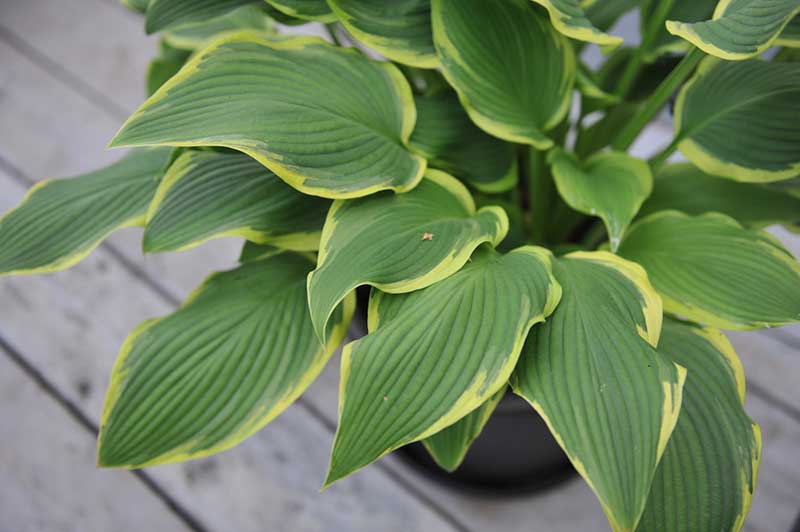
[0,333,213,532]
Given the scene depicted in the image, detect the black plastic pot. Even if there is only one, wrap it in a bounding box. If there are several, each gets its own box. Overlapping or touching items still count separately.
[349,287,575,495]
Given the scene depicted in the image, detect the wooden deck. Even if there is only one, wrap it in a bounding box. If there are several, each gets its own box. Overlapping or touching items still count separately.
[0,1,798,530]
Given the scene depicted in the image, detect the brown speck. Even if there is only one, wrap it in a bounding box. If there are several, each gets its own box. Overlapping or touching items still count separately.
[421,232,433,241]
[383,395,389,401]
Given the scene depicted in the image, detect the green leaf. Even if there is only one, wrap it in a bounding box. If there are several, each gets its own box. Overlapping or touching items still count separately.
[667,0,800,60]
[98,252,353,468]
[328,0,436,68]
[143,150,330,253]
[512,251,685,532]
[637,318,761,532]
[639,163,800,229]
[432,0,576,149]
[619,211,800,330]
[423,387,505,472]
[530,0,623,45]
[549,149,652,251]
[110,32,426,199]
[325,245,562,486]
[146,40,191,96]
[0,148,170,276]
[307,170,508,340]
[643,0,716,60]
[777,15,800,46]
[161,4,274,50]
[409,91,517,193]
[145,0,261,33]
[672,58,800,182]
[264,0,335,22]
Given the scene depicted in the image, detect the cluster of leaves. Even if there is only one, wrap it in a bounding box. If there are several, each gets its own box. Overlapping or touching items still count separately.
[2,0,800,530]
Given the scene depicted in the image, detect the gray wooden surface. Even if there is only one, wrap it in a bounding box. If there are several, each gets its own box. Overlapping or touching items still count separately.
[0,1,798,531]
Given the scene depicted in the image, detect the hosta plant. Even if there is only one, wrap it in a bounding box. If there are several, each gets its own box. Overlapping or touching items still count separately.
[3,0,800,530]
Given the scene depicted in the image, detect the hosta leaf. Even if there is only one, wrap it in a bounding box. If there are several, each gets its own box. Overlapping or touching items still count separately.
[325,245,562,486]
[637,318,761,532]
[144,150,330,253]
[673,58,800,182]
[432,0,575,149]
[98,252,353,467]
[146,40,191,96]
[0,148,170,276]
[162,4,274,50]
[145,0,260,33]
[110,32,426,199]
[264,0,335,22]
[644,0,716,60]
[619,211,800,330]
[639,163,800,229]
[530,0,623,45]
[777,15,800,46]
[423,387,505,472]
[667,0,800,60]
[512,251,685,532]
[549,149,652,251]
[307,170,508,340]
[409,91,517,193]
[328,0,436,68]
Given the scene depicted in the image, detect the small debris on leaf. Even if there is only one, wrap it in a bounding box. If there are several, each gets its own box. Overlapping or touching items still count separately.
[421,232,434,241]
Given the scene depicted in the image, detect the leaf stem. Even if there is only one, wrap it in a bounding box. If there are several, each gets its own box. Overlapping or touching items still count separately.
[325,23,346,47]
[578,220,608,250]
[525,147,551,244]
[611,47,703,152]
[614,0,675,99]
[649,136,681,171]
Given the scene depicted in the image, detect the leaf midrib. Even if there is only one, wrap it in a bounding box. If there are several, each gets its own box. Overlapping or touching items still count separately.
[679,84,800,143]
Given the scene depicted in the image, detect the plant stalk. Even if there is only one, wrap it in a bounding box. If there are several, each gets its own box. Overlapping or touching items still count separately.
[524,147,551,244]
[324,23,346,47]
[611,47,703,152]
[613,0,675,99]
[649,136,681,170]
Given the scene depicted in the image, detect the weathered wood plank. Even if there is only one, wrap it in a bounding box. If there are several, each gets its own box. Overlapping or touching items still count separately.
[745,395,800,531]
[0,173,462,532]
[0,352,195,532]
[728,330,800,411]
[0,0,156,114]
